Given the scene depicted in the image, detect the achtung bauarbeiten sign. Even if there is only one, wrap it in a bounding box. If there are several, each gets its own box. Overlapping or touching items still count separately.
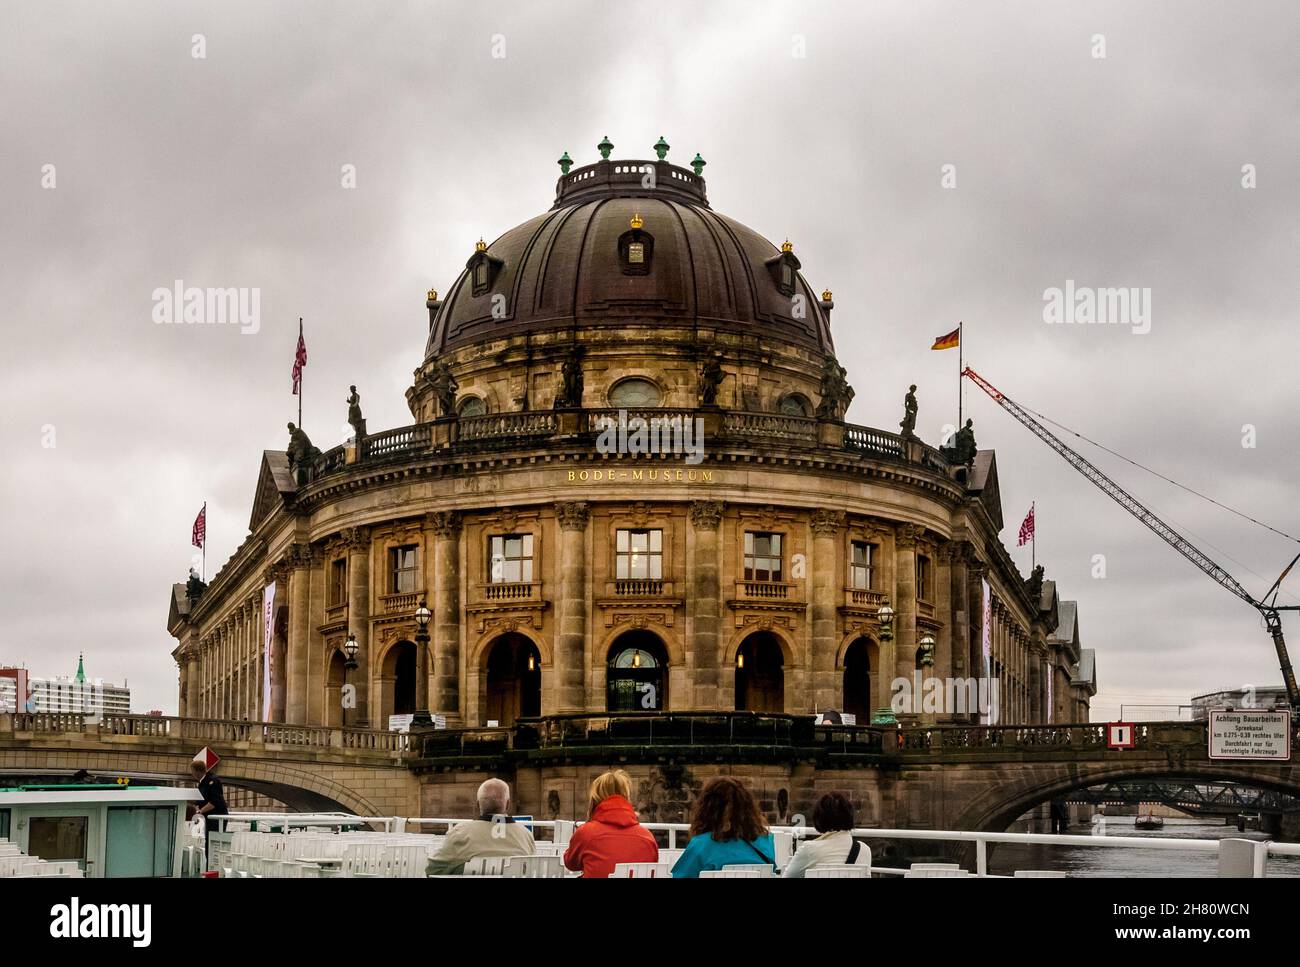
[1207,708,1292,761]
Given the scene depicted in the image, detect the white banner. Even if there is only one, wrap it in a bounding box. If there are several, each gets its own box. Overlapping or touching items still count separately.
[262,582,276,722]
[1209,709,1291,760]
[980,578,992,724]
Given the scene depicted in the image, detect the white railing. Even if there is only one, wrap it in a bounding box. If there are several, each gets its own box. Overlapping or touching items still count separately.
[205,814,1296,877]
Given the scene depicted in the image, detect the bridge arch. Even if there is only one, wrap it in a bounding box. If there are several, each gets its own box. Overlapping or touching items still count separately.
[953,761,1300,833]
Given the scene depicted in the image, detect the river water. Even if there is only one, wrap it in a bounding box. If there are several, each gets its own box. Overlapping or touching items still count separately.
[987,818,1300,877]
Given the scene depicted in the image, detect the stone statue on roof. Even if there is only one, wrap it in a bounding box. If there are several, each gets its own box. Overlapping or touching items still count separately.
[949,417,977,465]
[698,355,725,406]
[346,385,367,440]
[899,384,918,439]
[286,422,320,484]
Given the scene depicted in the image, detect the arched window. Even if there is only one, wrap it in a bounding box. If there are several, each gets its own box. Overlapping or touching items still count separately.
[457,396,486,418]
[608,377,662,408]
[779,394,811,417]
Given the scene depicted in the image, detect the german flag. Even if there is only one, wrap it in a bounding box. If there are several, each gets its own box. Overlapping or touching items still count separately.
[931,326,960,351]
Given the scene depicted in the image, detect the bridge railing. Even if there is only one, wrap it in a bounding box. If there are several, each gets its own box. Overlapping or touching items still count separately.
[0,713,410,757]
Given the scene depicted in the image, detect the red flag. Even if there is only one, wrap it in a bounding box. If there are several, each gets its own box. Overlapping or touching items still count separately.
[191,504,206,549]
[1017,504,1035,546]
[291,318,307,395]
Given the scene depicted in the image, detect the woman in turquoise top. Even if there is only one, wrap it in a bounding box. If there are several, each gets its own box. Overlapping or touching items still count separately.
[672,776,775,877]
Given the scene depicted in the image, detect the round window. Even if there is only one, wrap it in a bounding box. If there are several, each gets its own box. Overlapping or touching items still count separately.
[779,395,810,417]
[608,377,662,408]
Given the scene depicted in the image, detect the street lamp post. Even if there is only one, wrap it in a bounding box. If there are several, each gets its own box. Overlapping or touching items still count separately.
[412,600,433,726]
[871,605,899,726]
[343,632,359,729]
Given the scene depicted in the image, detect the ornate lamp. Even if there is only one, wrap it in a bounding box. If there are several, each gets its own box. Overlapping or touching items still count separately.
[871,606,899,725]
[690,153,706,176]
[653,136,670,160]
[412,600,433,726]
[557,151,572,175]
[919,634,936,668]
[597,135,613,160]
[344,632,359,668]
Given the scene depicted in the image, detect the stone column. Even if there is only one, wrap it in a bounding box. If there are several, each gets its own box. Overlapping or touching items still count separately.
[306,547,326,725]
[554,502,590,713]
[688,501,724,710]
[185,646,201,718]
[342,527,372,727]
[429,512,463,723]
[285,544,312,724]
[809,509,843,714]
[934,543,956,722]
[893,524,922,701]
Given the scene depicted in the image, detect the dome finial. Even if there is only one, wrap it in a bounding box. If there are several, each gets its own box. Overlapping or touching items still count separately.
[597,135,614,160]
[822,288,833,302]
[781,239,793,253]
[475,238,487,252]
[427,288,438,302]
[557,151,572,175]
[691,153,706,176]
[630,212,644,230]
[654,136,670,161]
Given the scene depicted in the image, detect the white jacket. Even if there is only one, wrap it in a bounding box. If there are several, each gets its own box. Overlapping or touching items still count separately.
[782,829,869,878]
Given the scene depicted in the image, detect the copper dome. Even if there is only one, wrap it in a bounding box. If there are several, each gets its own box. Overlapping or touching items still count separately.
[424,157,834,358]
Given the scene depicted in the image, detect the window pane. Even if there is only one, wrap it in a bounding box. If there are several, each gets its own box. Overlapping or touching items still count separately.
[631,554,648,579]
[616,556,628,579]
[521,535,533,556]
[617,530,629,552]
[650,530,662,552]
[650,556,662,579]
[770,534,782,556]
[631,531,647,552]
[744,532,754,554]
[521,560,533,583]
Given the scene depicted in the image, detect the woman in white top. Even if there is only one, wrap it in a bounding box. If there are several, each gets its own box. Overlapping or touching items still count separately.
[783,792,869,878]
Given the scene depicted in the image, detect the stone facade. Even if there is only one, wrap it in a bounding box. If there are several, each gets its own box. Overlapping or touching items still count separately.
[167,148,1094,734]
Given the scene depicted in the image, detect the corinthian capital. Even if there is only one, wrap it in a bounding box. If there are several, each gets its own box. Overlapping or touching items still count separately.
[810,509,845,536]
[428,511,462,539]
[689,500,724,530]
[556,501,590,531]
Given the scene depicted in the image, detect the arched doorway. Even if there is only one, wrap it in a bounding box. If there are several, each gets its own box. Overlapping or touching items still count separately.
[484,634,541,727]
[380,640,416,726]
[606,630,668,711]
[843,637,876,722]
[325,649,347,728]
[736,632,784,713]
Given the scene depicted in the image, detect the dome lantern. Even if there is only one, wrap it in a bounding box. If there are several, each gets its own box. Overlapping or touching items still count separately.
[558,151,572,175]
[597,135,614,160]
[691,153,707,176]
[653,136,670,161]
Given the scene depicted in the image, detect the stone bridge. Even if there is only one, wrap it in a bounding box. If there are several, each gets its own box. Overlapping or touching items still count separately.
[3,713,1297,833]
[0,713,419,816]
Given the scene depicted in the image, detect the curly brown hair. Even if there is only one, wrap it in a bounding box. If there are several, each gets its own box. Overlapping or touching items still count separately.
[689,776,768,842]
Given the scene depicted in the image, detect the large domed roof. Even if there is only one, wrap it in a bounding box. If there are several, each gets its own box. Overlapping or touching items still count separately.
[425,153,834,358]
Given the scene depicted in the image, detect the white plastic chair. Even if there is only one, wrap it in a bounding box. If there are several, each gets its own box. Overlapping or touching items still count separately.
[462,856,508,876]
[721,864,775,878]
[503,855,564,879]
[701,867,765,878]
[805,864,872,879]
[609,862,674,878]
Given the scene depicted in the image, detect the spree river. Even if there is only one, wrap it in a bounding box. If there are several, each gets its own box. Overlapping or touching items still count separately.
[987,818,1300,877]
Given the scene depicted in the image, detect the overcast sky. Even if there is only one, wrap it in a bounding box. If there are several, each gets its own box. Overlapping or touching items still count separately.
[2,0,1297,718]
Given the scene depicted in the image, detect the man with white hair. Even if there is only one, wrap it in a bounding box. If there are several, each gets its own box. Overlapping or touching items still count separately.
[426,777,535,875]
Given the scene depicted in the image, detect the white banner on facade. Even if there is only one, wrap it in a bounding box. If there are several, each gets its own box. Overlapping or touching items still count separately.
[980,577,992,725]
[262,582,276,722]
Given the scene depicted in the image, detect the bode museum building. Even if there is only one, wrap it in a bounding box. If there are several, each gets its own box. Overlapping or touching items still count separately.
[168,140,1096,818]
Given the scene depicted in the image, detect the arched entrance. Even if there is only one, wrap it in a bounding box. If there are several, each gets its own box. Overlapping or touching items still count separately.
[380,640,416,726]
[736,632,784,713]
[325,649,347,727]
[843,637,877,722]
[484,634,541,727]
[606,630,668,711]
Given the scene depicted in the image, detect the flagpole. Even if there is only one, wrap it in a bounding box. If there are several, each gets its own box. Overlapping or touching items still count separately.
[957,321,963,429]
[202,501,207,582]
[297,317,303,428]
[1032,501,1036,570]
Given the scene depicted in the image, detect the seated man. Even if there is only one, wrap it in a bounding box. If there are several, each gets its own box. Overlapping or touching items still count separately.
[427,777,535,875]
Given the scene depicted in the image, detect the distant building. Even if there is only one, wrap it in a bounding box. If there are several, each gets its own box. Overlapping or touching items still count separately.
[1190,686,1289,721]
[0,655,130,715]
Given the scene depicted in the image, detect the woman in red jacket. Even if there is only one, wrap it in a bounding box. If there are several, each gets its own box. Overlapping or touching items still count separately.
[563,769,659,877]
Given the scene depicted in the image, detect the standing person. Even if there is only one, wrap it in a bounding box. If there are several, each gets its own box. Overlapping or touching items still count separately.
[190,747,228,861]
[563,770,658,877]
[782,792,868,878]
[427,778,535,875]
[671,776,774,878]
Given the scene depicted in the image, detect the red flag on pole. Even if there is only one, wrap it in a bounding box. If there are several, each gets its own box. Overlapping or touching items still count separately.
[191,504,206,549]
[291,318,307,395]
[1017,504,1035,547]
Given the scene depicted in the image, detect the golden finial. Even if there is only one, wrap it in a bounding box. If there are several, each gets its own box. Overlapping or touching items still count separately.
[427,288,438,301]
[630,212,644,230]
[822,289,832,302]
[474,238,487,252]
[781,239,793,253]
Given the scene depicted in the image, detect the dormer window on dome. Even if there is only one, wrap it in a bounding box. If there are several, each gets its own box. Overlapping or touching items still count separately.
[467,238,504,297]
[765,239,801,297]
[618,213,653,276]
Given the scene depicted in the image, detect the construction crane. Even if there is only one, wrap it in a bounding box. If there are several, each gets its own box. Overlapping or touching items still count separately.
[962,366,1300,712]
